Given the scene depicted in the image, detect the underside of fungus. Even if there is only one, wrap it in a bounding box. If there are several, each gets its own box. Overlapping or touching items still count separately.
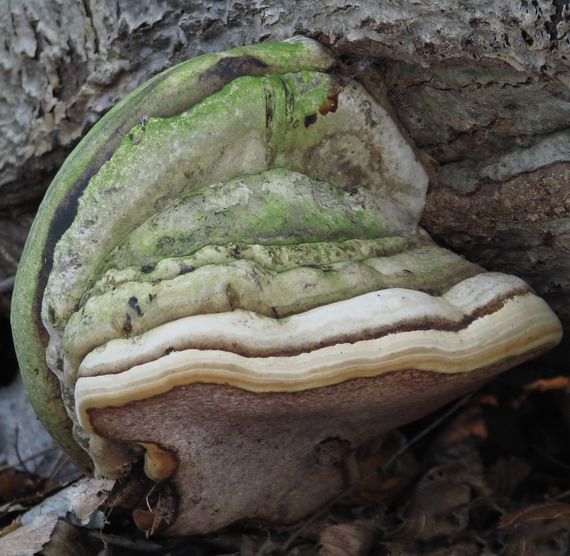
[11,37,562,535]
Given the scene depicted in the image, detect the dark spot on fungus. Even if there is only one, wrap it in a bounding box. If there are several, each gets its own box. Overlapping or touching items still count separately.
[141,265,155,274]
[122,313,132,335]
[303,282,317,289]
[128,133,134,141]
[48,305,56,324]
[304,113,317,127]
[149,293,157,302]
[264,83,275,140]
[128,296,143,316]
[199,55,269,85]
[165,347,176,355]
[178,265,195,275]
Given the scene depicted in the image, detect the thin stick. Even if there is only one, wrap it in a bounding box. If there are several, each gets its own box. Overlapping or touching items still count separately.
[14,427,31,474]
[554,488,570,501]
[281,389,480,551]
[0,445,59,473]
[46,451,69,481]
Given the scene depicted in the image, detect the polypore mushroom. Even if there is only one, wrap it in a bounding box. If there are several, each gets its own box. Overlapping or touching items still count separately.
[11,37,562,535]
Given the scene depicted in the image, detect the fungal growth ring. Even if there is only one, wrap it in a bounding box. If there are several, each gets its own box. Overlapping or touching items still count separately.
[11,37,562,535]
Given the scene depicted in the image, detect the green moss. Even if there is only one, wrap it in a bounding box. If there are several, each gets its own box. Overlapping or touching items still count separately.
[95,169,396,276]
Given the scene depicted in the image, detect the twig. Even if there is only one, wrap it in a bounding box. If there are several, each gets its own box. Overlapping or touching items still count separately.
[46,451,69,481]
[0,445,59,473]
[88,532,166,552]
[554,488,570,501]
[0,275,16,294]
[14,427,31,474]
[532,444,570,473]
[281,389,480,552]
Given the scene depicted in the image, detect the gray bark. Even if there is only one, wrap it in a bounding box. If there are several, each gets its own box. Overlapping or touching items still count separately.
[1,0,569,362]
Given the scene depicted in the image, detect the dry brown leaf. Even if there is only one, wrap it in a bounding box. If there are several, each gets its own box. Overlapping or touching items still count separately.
[437,403,490,446]
[498,502,570,529]
[340,431,416,505]
[390,454,489,542]
[41,519,94,556]
[0,470,37,501]
[498,503,570,556]
[318,519,377,556]
[132,481,177,535]
[485,457,531,498]
[423,544,481,556]
[0,468,58,515]
[499,517,570,556]
[0,513,58,555]
[523,376,570,393]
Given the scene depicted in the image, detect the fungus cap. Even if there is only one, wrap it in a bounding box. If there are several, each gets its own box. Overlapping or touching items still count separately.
[11,37,562,535]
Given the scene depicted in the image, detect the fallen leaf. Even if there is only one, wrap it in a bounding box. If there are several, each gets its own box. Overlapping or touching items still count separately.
[523,376,570,393]
[67,478,115,525]
[498,502,570,529]
[485,457,531,498]
[17,477,113,532]
[423,543,481,556]
[0,470,37,501]
[0,513,58,555]
[495,502,570,556]
[41,519,94,556]
[390,454,489,542]
[340,431,417,504]
[132,480,176,535]
[318,519,377,556]
[436,402,490,447]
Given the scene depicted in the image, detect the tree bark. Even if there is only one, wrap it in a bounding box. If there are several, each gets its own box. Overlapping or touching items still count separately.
[1,0,569,362]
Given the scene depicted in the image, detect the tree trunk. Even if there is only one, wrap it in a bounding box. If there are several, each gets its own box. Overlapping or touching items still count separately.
[1,0,569,362]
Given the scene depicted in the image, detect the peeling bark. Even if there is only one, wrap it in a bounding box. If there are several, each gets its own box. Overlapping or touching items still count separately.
[1,0,569,362]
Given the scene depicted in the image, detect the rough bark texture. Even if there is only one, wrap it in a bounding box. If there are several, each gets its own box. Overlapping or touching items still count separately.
[1,0,569,362]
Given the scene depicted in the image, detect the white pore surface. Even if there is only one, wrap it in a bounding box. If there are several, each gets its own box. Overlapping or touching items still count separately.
[75,272,563,432]
[78,272,528,377]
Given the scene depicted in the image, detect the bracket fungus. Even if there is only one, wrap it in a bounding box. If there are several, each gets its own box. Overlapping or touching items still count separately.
[11,37,562,535]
